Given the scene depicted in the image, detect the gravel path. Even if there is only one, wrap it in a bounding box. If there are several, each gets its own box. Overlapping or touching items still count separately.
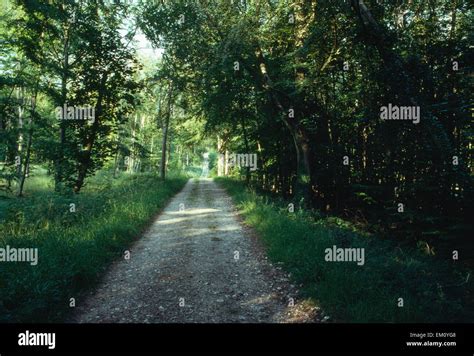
[72,178,320,323]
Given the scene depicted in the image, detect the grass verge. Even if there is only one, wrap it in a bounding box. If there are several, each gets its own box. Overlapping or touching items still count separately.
[0,172,187,322]
[216,177,473,322]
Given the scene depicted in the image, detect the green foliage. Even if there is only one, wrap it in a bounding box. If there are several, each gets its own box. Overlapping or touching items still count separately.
[137,0,472,253]
[0,171,187,322]
[217,177,473,322]
[0,0,471,324]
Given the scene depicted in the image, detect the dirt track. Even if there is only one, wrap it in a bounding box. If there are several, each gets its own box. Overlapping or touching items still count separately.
[72,178,320,323]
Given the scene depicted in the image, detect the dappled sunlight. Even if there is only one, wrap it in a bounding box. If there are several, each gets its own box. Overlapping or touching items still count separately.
[241,293,277,307]
[155,209,221,226]
[213,225,240,232]
[156,214,212,226]
[240,293,322,323]
[167,208,220,216]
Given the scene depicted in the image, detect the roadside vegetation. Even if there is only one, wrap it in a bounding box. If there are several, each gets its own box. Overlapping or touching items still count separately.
[217,178,473,323]
[0,169,187,322]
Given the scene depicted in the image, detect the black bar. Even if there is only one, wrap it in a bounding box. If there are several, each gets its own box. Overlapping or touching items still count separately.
[0,323,472,354]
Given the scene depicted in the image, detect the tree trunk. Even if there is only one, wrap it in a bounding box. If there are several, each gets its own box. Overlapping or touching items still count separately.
[253,46,314,202]
[18,82,39,197]
[73,73,107,193]
[16,86,25,178]
[217,136,223,176]
[55,25,70,191]
[18,126,32,197]
[160,82,173,180]
[239,115,251,185]
[113,149,120,178]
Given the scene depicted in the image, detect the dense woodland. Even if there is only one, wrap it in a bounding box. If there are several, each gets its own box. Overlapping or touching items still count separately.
[137,0,473,258]
[0,0,472,324]
[0,0,472,290]
[1,0,473,256]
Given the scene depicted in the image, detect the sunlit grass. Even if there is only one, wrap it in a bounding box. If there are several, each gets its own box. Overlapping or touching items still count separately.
[0,170,187,322]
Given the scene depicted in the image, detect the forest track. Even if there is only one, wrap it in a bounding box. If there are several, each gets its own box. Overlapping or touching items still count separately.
[72,178,319,323]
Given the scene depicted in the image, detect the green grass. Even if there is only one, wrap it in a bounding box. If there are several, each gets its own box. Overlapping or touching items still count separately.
[216,177,473,323]
[0,170,187,322]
